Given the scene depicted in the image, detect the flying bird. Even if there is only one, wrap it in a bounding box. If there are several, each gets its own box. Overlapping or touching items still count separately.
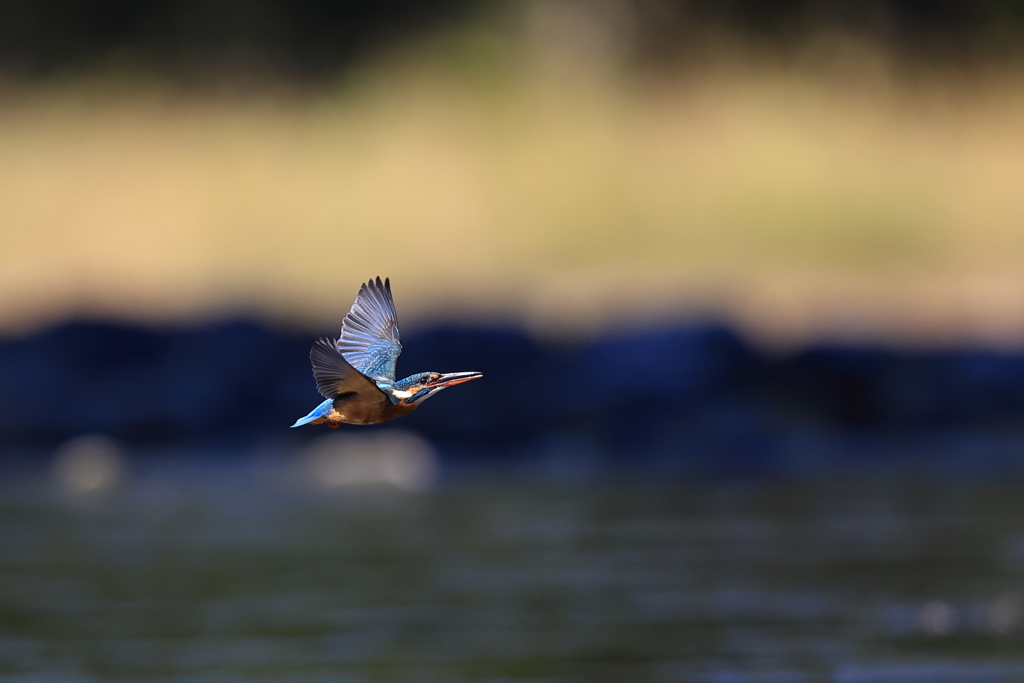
[291,277,483,428]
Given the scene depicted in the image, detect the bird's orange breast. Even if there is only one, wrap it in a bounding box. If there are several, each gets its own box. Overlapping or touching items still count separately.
[326,396,417,426]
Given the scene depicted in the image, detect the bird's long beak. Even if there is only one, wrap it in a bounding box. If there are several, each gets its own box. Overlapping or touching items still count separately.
[432,371,483,388]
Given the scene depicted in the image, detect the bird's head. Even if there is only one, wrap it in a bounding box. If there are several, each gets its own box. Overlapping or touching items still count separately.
[388,371,483,406]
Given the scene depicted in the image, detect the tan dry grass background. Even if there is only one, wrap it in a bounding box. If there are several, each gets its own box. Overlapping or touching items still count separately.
[2,49,1024,344]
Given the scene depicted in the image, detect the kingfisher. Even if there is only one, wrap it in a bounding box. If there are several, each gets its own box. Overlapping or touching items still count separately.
[291,277,483,428]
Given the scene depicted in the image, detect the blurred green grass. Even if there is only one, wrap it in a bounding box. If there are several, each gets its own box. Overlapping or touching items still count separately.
[2,40,1024,343]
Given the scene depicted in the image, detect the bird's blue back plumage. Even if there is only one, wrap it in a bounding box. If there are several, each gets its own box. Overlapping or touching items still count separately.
[290,397,334,428]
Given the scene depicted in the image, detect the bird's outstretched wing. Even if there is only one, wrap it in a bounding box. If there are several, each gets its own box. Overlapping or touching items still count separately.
[310,338,389,400]
[338,276,402,383]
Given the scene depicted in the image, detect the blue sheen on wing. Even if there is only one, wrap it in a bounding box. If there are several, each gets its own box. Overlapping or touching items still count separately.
[338,276,402,382]
[357,338,403,384]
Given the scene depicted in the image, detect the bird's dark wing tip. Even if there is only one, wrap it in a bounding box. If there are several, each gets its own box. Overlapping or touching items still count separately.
[310,337,355,398]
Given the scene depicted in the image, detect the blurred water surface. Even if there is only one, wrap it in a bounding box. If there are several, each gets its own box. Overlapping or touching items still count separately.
[2,462,1024,682]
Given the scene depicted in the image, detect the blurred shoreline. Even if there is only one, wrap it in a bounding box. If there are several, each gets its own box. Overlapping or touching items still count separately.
[4,317,1024,479]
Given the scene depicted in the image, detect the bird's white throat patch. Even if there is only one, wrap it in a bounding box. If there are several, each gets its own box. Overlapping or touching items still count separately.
[391,389,414,399]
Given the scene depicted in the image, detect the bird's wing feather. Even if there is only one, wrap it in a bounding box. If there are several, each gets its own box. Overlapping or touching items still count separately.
[338,276,402,382]
[310,337,388,401]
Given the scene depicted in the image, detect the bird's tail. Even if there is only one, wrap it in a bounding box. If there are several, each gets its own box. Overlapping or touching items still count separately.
[291,398,335,428]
